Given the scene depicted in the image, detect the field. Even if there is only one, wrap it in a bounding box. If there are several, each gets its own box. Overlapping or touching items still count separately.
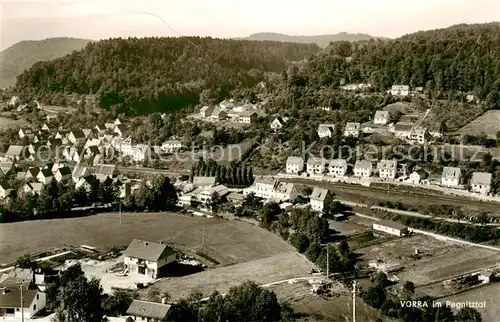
[0,212,294,266]
[0,115,27,128]
[357,234,500,286]
[456,110,500,138]
[441,283,500,321]
[143,252,314,300]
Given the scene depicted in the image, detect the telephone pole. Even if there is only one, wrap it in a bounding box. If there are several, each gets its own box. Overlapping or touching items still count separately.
[20,282,24,322]
[326,246,329,279]
[352,280,357,322]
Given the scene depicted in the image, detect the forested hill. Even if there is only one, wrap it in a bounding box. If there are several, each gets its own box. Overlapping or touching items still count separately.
[14,37,320,115]
[0,37,91,87]
[242,32,380,48]
[286,23,500,108]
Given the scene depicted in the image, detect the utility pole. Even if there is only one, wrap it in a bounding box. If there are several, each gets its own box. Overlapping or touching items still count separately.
[326,246,329,279]
[20,282,24,322]
[119,201,122,225]
[352,280,357,322]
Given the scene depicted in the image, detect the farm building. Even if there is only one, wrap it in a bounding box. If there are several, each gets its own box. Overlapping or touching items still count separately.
[126,299,171,321]
[373,220,408,237]
[123,239,177,279]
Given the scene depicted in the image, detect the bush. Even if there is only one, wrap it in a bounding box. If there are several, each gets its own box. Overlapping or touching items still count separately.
[305,242,321,262]
[290,233,310,253]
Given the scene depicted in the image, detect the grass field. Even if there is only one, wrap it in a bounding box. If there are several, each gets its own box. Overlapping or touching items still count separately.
[456,110,500,138]
[0,116,27,128]
[0,212,294,266]
[441,283,500,322]
[143,252,314,300]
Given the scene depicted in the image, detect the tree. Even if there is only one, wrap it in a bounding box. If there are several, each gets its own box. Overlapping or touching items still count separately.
[305,242,322,262]
[362,286,386,309]
[402,281,415,298]
[456,307,482,322]
[102,291,136,317]
[290,233,310,253]
[337,240,350,259]
[208,192,223,214]
[54,276,104,322]
[15,254,37,269]
[374,272,389,288]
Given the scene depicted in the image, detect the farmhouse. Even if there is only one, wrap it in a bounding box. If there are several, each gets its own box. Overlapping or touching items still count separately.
[317,124,336,138]
[389,85,410,96]
[328,159,347,177]
[126,299,171,321]
[306,157,326,175]
[285,156,304,174]
[123,239,177,279]
[270,116,288,130]
[0,286,46,319]
[470,172,492,195]
[238,111,258,124]
[200,106,214,118]
[441,166,461,188]
[309,187,332,213]
[373,110,389,125]
[354,160,372,178]
[409,169,429,184]
[373,220,408,237]
[377,159,397,180]
[344,122,360,137]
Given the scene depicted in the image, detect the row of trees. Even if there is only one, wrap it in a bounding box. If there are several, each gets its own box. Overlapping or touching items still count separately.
[190,159,254,187]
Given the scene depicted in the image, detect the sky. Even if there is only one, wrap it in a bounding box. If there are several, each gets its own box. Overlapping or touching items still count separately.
[1,0,499,50]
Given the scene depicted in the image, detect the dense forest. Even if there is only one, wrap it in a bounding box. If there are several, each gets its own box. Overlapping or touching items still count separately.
[278,23,500,109]
[14,37,320,115]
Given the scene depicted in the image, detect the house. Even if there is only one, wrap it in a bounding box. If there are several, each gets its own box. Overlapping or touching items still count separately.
[393,123,414,139]
[0,183,12,199]
[478,271,493,284]
[211,108,227,121]
[161,140,183,153]
[114,124,127,137]
[373,111,389,125]
[409,169,429,184]
[328,159,348,177]
[0,285,46,319]
[72,164,89,183]
[270,116,288,130]
[244,177,298,202]
[193,176,216,188]
[389,85,410,96]
[68,129,86,145]
[377,159,397,180]
[407,128,428,145]
[83,145,100,160]
[22,182,43,196]
[317,124,336,138]
[55,130,70,140]
[441,166,461,188]
[373,220,408,237]
[18,128,34,139]
[75,175,95,192]
[0,162,15,177]
[93,154,103,166]
[123,239,177,279]
[200,106,214,118]
[238,111,258,124]
[94,164,116,183]
[94,125,106,133]
[81,128,92,138]
[197,185,229,205]
[271,182,299,202]
[114,118,123,125]
[226,192,245,206]
[37,169,54,185]
[285,156,304,174]
[354,160,372,178]
[470,172,492,195]
[63,147,80,163]
[55,166,72,183]
[466,94,475,103]
[47,138,63,148]
[126,299,171,321]
[306,157,326,175]
[309,187,333,212]
[34,131,50,144]
[5,145,25,161]
[132,144,150,162]
[104,122,115,131]
[24,167,40,181]
[344,122,360,137]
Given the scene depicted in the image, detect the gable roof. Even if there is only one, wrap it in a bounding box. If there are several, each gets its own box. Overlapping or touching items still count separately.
[345,122,360,131]
[377,159,397,170]
[25,182,43,193]
[70,129,85,139]
[5,145,25,157]
[394,122,414,132]
[57,166,72,176]
[254,176,277,187]
[126,300,171,319]
[240,110,258,117]
[38,169,53,178]
[375,219,407,231]
[193,176,216,186]
[95,164,116,176]
[286,156,304,165]
[307,157,326,166]
[27,167,40,177]
[0,288,38,308]
[374,110,389,119]
[318,124,335,132]
[124,239,176,262]
[471,172,492,186]
[310,187,330,201]
[329,159,347,168]
[354,160,372,170]
[115,124,127,133]
[441,166,461,179]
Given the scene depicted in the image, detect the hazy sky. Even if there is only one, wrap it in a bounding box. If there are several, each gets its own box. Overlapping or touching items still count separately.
[1,0,499,50]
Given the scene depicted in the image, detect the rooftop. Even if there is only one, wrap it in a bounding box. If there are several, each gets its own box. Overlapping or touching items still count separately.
[5,145,25,157]
[374,219,408,231]
[374,110,389,119]
[329,159,347,167]
[377,159,397,170]
[310,187,330,201]
[286,156,304,164]
[123,239,176,262]
[471,172,492,186]
[126,299,171,319]
[442,166,461,179]
[354,160,372,169]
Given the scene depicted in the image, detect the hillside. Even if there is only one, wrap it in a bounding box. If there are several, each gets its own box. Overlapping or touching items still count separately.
[14,37,320,115]
[0,37,91,87]
[242,32,380,48]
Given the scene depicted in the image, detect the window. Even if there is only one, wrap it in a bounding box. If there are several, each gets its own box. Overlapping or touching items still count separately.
[34,304,36,310]
[37,294,39,300]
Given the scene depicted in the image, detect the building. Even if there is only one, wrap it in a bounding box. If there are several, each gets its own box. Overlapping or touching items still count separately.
[197,185,229,205]
[328,159,347,177]
[270,116,288,130]
[211,108,227,121]
[309,187,332,212]
[0,162,15,177]
[75,175,95,192]
[373,220,408,237]
[68,129,86,145]
[243,177,298,202]
[238,111,258,124]
[317,124,336,138]
[161,140,183,153]
[373,111,389,125]
[0,183,12,199]
[126,299,171,321]
[54,166,72,183]
[123,239,177,279]
[407,128,428,145]
[377,159,397,179]
[0,286,46,319]
[22,182,43,196]
[200,106,214,118]
[114,124,127,137]
[37,169,54,185]
[285,156,304,174]
[193,176,216,188]
[226,192,245,206]
[94,164,116,183]
[441,166,461,188]
[409,169,429,184]
[470,172,492,195]
[478,271,493,284]
[18,128,34,140]
[5,145,25,161]
[393,123,414,139]
[354,160,372,178]
[306,157,326,175]
[466,94,475,103]
[344,122,360,137]
[389,85,410,96]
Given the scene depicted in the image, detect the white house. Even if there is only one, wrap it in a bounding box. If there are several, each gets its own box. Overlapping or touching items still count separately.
[114,124,127,137]
[54,166,72,183]
[238,111,258,124]
[75,176,95,192]
[0,286,46,319]
[161,140,183,153]
[373,111,389,125]
[22,182,43,196]
[285,156,304,174]
[470,172,492,195]
[344,122,360,137]
[373,220,408,237]
[328,159,347,177]
[123,239,177,279]
[68,129,86,145]
[243,177,298,202]
[37,169,54,185]
[306,157,326,175]
[309,187,332,212]
[132,144,150,162]
[270,116,288,130]
[389,85,410,97]
[0,183,12,199]
[407,128,428,145]
[441,166,461,188]
[409,169,429,184]
[466,94,475,103]
[126,300,171,321]
[211,108,227,121]
[317,124,336,138]
[377,159,397,180]
[354,160,372,178]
